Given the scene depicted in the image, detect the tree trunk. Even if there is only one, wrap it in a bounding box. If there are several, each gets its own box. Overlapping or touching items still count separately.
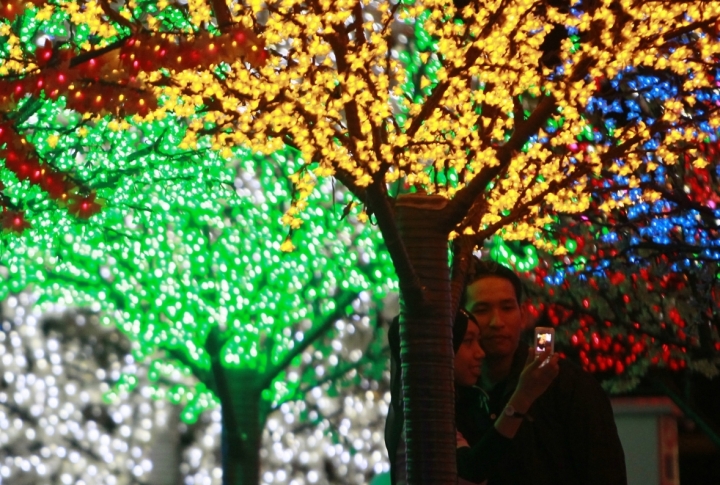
[219,368,264,485]
[395,193,456,485]
[149,406,182,485]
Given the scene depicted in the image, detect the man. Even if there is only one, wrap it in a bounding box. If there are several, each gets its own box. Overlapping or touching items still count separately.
[463,258,627,485]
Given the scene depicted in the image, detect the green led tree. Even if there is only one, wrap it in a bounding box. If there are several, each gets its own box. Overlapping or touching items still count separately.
[179,318,394,485]
[25,155,393,483]
[3,1,720,483]
[0,103,395,484]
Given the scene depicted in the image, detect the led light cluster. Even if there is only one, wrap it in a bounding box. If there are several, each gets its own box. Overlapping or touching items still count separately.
[470,25,720,391]
[0,121,100,231]
[0,294,170,484]
[2,0,718,240]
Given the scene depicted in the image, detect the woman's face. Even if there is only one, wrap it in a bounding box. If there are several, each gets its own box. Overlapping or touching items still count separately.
[454,321,485,387]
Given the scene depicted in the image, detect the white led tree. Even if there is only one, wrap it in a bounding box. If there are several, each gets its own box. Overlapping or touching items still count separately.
[0,295,167,485]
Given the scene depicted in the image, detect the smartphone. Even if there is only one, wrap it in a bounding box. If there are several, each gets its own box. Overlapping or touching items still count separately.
[534,327,555,355]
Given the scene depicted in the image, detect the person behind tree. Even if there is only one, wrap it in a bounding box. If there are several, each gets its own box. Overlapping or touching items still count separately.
[386,309,560,485]
[462,259,627,485]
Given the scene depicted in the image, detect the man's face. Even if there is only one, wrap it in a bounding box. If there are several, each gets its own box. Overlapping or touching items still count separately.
[464,276,524,359]
[454,322,485,387]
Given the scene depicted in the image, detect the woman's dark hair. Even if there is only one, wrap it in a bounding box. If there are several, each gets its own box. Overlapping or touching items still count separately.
[463,257,524,304]
[453,308,479,353]
[388,309,480,363]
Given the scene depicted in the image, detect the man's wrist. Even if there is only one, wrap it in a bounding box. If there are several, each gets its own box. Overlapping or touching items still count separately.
[503,403,526,419]
[507,393,532,415]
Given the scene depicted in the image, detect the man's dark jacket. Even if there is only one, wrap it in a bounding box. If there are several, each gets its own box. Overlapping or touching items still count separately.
[461,342,628,485]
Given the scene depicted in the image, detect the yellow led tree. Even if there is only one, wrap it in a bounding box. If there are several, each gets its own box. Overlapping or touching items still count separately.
[2,0,720,483]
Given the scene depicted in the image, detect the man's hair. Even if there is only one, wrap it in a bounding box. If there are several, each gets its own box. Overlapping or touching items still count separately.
[464,257,524,303]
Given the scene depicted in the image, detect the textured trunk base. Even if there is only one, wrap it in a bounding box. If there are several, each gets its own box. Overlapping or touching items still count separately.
[396,194,456,485]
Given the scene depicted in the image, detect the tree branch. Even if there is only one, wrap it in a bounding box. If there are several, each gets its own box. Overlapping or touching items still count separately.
[325,32,366,143]
[365,180,424,303]
[98,0,135,32]
[166,348,216,394]
[332,166,368,207]
[449,236,474,318]
[258,291,358,391]
[68,38,128,68]
[270,344,388,413]
[210,0,233,31]
[620,241,720,258]
[444,94,558,229]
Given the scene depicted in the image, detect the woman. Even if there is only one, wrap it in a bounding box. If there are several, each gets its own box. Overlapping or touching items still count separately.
[385,310,559,484]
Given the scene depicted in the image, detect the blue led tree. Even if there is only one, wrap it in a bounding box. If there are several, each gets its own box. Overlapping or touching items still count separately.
[476,34,720,443]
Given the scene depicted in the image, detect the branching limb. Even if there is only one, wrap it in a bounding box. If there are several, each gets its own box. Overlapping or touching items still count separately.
[449,236,474,318]
[259,292,358,391]
[365,180,424,303]
[444,94,558,230]
[166,348,216,394]
[270,344,388,413]
[99,0,136,32]
[210,0,233,31]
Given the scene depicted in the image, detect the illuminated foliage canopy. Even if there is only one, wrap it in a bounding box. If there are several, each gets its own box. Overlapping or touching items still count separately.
[0,4,401,484]
[481,59,720,446]
[25,143,393,416]
[0,127,395,419]
[3,0,720,483]
[1,0,719,239]
[485,60,720,393]
[492,138,718,395]
[492,229,720,394]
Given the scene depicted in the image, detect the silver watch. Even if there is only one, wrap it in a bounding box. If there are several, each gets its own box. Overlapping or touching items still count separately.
[504,404,526,419]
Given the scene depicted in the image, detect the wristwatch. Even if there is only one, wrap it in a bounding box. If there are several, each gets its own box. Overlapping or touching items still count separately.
[503,404,526,419]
